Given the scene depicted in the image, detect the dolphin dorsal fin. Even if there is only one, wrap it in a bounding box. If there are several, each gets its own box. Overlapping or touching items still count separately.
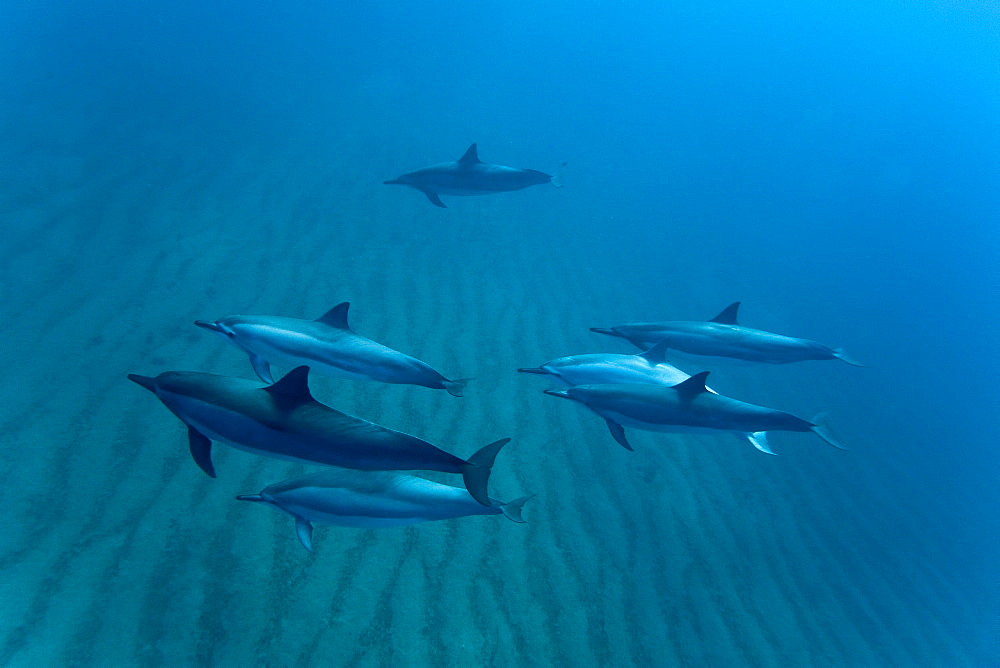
[673,371,711,400]
[457,143,481,164]
[316,302,351,330]
[265,366,314,404]
[637,338,671,366]
[709,302,740,325]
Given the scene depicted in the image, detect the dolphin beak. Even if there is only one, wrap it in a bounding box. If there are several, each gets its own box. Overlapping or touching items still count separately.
[127,374,157,392]
[543,389,572,399]
[236,494,266,503]
[383,179,402,185]
[517,368,548,375]
[194,320,224,334]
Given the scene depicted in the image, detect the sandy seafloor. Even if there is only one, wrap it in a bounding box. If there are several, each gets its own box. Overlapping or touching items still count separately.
[0,98,992,667]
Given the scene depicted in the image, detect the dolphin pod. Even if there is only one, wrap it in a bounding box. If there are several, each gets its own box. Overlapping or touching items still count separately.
[196,302,470,396]
[127,366,509,506]
[238,469,533,552]
[591,302,862,366]
[384,143,560,208]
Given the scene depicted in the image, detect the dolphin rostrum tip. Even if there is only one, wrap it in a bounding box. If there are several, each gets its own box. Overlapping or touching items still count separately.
[127,374,157,392]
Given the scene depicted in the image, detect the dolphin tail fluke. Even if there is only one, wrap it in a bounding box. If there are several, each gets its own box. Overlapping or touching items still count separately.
[833,348,865,367]
[462,438,511,506]
[188,426,217,478]
[443,378,473,398]
[500,495,534,523]
[295,516,314,553]
[127,374,157,392]
[517,367,548,375]
[745,431,777,455]
[811,413,847,450]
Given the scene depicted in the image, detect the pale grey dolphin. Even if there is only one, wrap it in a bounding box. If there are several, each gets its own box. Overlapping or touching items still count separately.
[127,366,507,505]
[518,339,693,387]
[383,143,560,208]
[591,302,862,366]
[518,341,773,454]
[237,469,532,552]
[195,302,470,396]
[543,372,845,454]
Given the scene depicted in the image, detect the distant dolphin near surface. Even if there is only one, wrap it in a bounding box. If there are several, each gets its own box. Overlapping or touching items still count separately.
[195,302,470,396]
[238,469,532,552]
[591,302,862,366]
[127,366,507,505]
[383,143,560,208]
[519,341,773,453]
[543,372,845,455]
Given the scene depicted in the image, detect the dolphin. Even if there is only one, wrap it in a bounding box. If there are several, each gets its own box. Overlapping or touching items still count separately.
[542,372,845,455]
[518,339,694,387]
[127,366,507,505]
[519,341,774,454]
[195,302,470,396]
[383,143,560,208]
[237,469,533,552]
[591,302,862,366]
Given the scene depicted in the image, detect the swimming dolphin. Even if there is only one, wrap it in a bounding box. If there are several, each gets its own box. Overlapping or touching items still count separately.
[542,372,845,454]
[383,143,559,208]
[518,340,694,387]
[238,469,532,552]
[591,302,862,366]
[127,366,507,505]
[195,302,470,396]
[519,341,774,454]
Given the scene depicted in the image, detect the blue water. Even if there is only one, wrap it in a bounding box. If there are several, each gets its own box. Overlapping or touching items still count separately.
[1,1,997,665]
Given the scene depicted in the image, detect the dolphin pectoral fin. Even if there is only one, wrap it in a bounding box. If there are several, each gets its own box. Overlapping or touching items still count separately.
[606,420,633,451]
[833,348,865,367]
[462,438,511,506]
[517,368,548,375]
[443,378,473,397]
[423,190,446,208]
[745,431,777,455]
[500,495,534,523]
[188,426,216,478]
[249,354,274,384]
[811,413,847,450]
[295,516,314,553]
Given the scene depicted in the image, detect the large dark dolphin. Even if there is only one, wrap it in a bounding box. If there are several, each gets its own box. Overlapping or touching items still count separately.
[238,469,532,552]
[195,302,470,396]
[383,143,560,208]
[127,366,507,505]
[591,302,862,366]
[543,372,845,454]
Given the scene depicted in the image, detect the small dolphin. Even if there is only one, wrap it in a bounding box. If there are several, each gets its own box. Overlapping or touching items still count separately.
[195,302,470,396]
[238,469,532,552]
[543,372,845,454]
[383,143,560,208]
[591,302,862,366]
[127,366,507,505]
